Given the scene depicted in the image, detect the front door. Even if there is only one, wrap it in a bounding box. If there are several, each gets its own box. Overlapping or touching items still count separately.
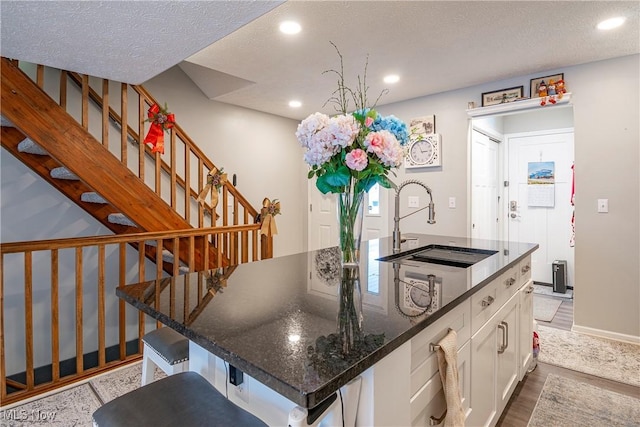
[507,129,574,284]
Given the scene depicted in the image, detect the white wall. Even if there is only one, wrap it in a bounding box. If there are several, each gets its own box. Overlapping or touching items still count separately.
[143,66,307,257]
[375,54,639,340]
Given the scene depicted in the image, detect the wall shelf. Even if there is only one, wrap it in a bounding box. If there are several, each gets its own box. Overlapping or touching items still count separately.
[467,93,572,117]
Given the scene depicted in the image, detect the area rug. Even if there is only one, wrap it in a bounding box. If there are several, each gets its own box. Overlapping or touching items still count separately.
[89,361,165,403]
[533,295,562,321]
[528,373,640,426]
[533,283,573,299]
[2,383,101,426]
[537,325,640,387]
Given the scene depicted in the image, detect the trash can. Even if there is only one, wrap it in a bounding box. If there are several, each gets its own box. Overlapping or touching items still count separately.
[552,260,567,294]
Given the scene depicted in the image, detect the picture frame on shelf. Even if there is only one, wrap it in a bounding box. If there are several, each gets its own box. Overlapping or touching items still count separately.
[530,73,564,98]
[481,86,524,107]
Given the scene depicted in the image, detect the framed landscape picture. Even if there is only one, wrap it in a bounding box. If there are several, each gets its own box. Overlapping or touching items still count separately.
[530,73,564,98]
[481,86,524,107]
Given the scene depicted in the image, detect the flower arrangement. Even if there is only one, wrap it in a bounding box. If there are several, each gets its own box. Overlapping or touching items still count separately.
[295,44,409,195]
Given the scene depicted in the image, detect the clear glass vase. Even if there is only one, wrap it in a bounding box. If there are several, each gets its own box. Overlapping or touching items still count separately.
[336,190,365,354]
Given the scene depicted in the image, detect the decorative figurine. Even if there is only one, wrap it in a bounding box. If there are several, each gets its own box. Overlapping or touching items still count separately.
[538,80,548,106]
[556,79,567,99]
[547,79,557,104]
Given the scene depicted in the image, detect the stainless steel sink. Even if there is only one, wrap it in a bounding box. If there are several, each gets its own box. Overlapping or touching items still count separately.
[378,245,498,268]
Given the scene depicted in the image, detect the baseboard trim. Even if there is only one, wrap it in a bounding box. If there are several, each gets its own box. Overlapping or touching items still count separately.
[571,324,640,345]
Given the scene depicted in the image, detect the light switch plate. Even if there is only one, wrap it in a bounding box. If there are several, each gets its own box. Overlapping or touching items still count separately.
[449,197,456,208]
[597,199,608,213]
[408,196,419,208]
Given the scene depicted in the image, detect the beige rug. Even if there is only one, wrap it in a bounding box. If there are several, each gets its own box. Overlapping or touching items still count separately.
[533,295,562,321]
[528,373,640,426]
[90,361,165,403]
[537,325,640,387]
[2,383,101,426]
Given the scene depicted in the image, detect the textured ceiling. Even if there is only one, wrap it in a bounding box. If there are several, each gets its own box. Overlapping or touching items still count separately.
[0,0,284,84]
[1,1,639,120]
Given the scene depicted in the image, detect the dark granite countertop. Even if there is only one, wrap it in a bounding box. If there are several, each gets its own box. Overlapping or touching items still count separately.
[117,234,537,409]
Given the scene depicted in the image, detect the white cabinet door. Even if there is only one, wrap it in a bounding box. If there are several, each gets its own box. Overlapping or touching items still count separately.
[518,280,534,380]
[468,316,498,427]
[496,295,519,415]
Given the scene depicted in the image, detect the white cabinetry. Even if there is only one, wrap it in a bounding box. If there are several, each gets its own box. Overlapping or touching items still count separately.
[468,255,533,427]
[518,279,535,380]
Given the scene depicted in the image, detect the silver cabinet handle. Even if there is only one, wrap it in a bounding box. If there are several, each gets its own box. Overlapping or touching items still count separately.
[429,408,447,425]
[481,295,495,307]
[505,277,516,287]
[497,322,507,354]
[525,285,535,294]
[521,265,531,274]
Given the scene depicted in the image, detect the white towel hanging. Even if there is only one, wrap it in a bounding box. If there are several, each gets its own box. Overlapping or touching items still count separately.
[435,329,465,427]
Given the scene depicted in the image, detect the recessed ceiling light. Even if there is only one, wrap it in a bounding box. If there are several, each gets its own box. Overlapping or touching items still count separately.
[384,74,400,84]
[597,17,625,30]
[289,100,302,108]
[279,21,301,35]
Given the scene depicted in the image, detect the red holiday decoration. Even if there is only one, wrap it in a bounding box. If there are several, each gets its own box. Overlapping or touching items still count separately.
[144,103,175,154]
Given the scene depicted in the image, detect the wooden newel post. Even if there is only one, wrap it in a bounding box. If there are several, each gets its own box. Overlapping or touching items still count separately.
[261,234,273,260]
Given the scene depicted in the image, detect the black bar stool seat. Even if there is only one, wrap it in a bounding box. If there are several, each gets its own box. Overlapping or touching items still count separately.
[92,371,267,427]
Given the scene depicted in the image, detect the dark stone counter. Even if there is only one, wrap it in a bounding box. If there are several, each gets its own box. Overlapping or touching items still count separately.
[117,234,537,408]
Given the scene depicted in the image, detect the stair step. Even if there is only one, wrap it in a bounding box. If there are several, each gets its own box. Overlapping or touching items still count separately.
[81,192,108,204]
[17,138,48,155]
[107,213,137,228]
[1,115,14,127]
[50,167,79,180]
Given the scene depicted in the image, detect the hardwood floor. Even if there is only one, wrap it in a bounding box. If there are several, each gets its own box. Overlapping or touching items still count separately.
[497,295,640,426]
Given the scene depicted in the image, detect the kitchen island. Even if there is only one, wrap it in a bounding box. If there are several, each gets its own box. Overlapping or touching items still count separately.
[117,234,537,426]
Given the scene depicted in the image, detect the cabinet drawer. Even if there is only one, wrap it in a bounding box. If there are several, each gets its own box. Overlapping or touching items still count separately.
[410,300,470,397]
[498,264,520,303]
[471,278,500,335]
[519,256,532,286]
[410,341,470,426]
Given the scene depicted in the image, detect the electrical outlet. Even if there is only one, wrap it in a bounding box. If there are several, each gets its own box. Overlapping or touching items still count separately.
[234,382,249,403]
[408,196,419,208]
[597,199,608,213]
[448,197,456,209]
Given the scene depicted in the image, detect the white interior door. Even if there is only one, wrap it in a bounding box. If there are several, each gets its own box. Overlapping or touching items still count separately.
[471,130,501,241]
[507,130,575,285]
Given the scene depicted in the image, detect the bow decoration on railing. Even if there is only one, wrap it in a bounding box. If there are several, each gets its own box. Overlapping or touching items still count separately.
[197,166,227,208]
[144,103,175,154]
[259,198,281,236]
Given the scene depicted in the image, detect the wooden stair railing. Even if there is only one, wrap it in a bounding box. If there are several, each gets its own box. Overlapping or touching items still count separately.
[1,58,273,265]
[0,227,258,406]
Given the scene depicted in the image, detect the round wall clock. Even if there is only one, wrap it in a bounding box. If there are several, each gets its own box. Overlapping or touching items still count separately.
[405,134,441,168]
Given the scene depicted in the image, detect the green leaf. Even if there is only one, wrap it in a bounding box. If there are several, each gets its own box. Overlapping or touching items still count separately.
[316,175,337,194]
[376,175,395,189]
[307,170,315,179]
[325,166,351,187]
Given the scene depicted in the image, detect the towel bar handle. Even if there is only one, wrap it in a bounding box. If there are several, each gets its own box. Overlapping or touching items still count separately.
[429,408,447,425]
[429,328,454,353]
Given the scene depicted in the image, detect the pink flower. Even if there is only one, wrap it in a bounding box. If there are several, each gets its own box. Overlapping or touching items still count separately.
[364,130,403,167]
[345,149,368,171]
[365,117,374,128]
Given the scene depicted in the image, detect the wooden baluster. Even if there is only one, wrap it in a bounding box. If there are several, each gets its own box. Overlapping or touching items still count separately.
[51,249,60,381]
[203,232,210,270]
[75,248,84,374]
[138,242,146,353]
[223,187,229,257]
[171,133,178,211]
[98,244,106,367]
[101,80,109,147]
[118,243,126,360]
[81,75,89,130]
[188,236,195,271]
[0,255,6,402]
[36,64,44,88]
[59,70,67,109]
[155,239,163,329]
[197,159,204,227]
[172,237,180,277]
[139,98,145,181]
[155,142,161,197]
[120,83,127,164]
[23,252,34,390]
[185,147,191,223]
[183,274,189,325]
[252,230,258,262]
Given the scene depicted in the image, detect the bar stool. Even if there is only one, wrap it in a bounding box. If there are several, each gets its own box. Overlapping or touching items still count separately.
[141,328,189,385]
[92,371,267,427]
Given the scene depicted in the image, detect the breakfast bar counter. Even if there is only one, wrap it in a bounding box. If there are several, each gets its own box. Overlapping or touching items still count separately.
[117,233,538,426]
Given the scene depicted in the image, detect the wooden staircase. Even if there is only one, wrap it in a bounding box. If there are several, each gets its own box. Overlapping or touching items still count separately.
[1,57,270,269]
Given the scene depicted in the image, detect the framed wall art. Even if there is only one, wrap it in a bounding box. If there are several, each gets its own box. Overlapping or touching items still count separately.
[481,86,524,107]
[530,73,564,98]
[409,115,435,135]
